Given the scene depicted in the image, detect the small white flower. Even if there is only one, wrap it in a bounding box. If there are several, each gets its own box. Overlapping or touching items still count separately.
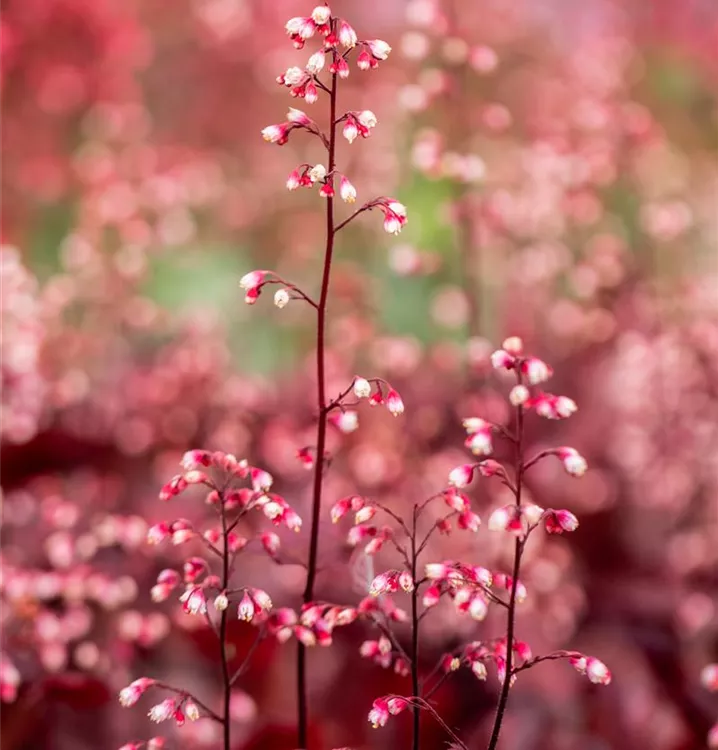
[306,50,326,74]
[274,289,290,308]
[308,164,327,182]
[509,385,529,406]
[311,5,331,24]
[353,377,372,398]
[357,110,378,129]
[284,66,305,86]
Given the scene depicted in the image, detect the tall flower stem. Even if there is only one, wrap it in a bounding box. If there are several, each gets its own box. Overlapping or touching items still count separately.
[219,494,232,750]
[410,506,421,750]
[486,384,525,750]
[297,68,339,749]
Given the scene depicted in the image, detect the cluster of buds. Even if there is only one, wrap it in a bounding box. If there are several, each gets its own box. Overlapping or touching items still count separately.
[261,107,323,145]
[368,696,409,728]
[351,376,405,415]
[359,635,409,676]
[490,338,577,420]
[339,110,378,143]
[487,503,578,538]
[570,655,612,685]
[147,697,200,725]
[462,417,494,456]
[374,198,408,235]
[285,161,358,202]
[422,561,493,619]
[267,603,357,647]
[119,450,295,745]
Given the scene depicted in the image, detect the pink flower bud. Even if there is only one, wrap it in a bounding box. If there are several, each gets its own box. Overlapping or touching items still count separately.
[311,5,331,24]
[148,698,175,723]
[261,124,289,144]
[305,80,318,103]
[368,698,390,728]
[586,657,611,685]
[458,511,481,532]
[285,17,316,41]
[701,664,718,691]
[238,591,255,622]
[357,48,372,70]
[286,169,301,190]
[333,56,350,79]
[287,107,312,125]
[490,349,515,369]
[251,588,273,612]
[425,563,450,580]
[443,488,469,512]
[338,20,357,48]
[331,497,352,523]
[239,270,266,291]
[180,587,207,615]
[509,385,529,406]
[387,697,408,715]
[339,175,356,203]
[354,506,376,524]
[329,410,358,432]
[343,117,359,143]
[422,584,441,607]
[386,389,404,416]
[260,531,280,557]
[556,447,588,476]
[306,51,325,75]
[250,467,273,492]
[367,39,392,60]
[521,357,553,385]
[214,593,229,611]
[448,464,474,488]
[119,677,155,707]
[147,523,170,545]
[544,509,579,534]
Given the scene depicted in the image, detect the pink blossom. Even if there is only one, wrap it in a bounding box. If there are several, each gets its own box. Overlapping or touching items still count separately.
[337,20,357,48]
[339,175,356,203]
[367,40,392,60]
[148,698,176,723]
[543,509,579,534]
[368,697,390,728]
[701,664,718,691]
[119,677,155,707]
[448,464,474,488]
[385,389,404,416]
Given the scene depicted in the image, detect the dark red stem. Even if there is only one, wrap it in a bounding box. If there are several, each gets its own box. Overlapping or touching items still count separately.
[219,494,232,750]
[297,68,338,750]
[410,505,421,750]
[486,379,525,750]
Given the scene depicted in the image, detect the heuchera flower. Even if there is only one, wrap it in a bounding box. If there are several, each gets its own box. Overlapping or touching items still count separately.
[556,447,588,476]
[543,509,579,534]
[119,678,156,707]
[148,698,176,723]
[571,655,612,685]
[368,697,390,728]
[462,417,493,455]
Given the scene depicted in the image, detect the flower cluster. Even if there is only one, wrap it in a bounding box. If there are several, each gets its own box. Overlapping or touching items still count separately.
[261,6,406,237]
[118,450,300,745]
[337,338,610,739]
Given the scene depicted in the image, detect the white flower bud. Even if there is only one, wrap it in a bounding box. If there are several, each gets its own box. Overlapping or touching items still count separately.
[274,289,290,308]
